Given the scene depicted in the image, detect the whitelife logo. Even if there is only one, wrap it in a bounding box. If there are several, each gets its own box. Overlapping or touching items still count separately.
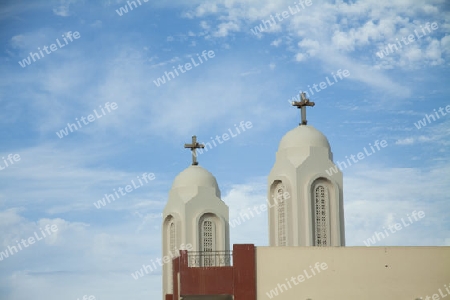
[93,172,155,209]
[55,102,118,139]
[0,224,59,262]
[363,210,425,246]
[115,0,148,16]
[265,262,328,298]
[153,50,215,87]
[131,243,193,280]
[376,22,438,59]
[195,121,253,157]
[325,140,388,176]
[414,104,450,129]
[18,31,81,68]
[0,153,21,171]
[286,69,350,104]
[421,283,450,300]
[229,190,290,228]
[251,0,313,35]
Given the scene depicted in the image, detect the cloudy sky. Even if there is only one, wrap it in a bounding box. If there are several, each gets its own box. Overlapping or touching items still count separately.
[0,0,449,299]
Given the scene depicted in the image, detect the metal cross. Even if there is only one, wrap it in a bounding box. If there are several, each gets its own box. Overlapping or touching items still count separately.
[184,135,204,165]
[292,92,315,125]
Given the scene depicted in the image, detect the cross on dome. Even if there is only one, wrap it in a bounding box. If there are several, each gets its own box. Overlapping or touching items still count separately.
[184,135,205,165]
[292,92,315,125]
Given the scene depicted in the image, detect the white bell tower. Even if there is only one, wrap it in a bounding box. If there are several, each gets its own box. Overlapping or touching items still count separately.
[268,93,345,247]
[162,136,230,299]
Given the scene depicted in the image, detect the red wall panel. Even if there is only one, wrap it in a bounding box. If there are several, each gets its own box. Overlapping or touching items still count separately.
[165,245,256,300]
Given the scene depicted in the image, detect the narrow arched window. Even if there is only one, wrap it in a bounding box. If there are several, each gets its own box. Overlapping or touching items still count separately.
[277,185,287,246]
[314,185,329,246]
[201,218,216,266]
[169,222,176,257]
[202,220,213,251]
[166,217,176,293]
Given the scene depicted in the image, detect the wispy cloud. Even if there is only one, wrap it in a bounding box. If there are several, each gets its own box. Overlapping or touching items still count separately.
[1,0,449,299]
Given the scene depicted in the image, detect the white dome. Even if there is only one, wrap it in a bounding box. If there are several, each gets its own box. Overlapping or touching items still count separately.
[171,165,221,196]
[278,125,331,152]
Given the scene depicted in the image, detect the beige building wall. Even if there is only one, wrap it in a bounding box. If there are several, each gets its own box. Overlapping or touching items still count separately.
[256,246,450,300]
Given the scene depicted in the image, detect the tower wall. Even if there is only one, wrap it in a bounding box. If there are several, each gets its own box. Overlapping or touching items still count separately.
[268,126,345,247]
[162,166,230,299]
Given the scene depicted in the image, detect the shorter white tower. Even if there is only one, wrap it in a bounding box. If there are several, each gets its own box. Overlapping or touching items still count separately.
[162,136,230,299]
[268,93,345,247]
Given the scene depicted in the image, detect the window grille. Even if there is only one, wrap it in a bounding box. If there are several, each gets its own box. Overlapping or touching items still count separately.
[201,218,215,266]
[314,185,329,246]
[169,222,176,256]
[167,219,176,292]
[277,187,286,246]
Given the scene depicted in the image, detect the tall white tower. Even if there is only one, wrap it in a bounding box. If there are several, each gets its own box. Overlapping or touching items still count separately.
[162,136,230,299]
[268,93,345,247]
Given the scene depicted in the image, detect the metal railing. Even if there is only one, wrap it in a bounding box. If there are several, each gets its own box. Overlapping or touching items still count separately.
[187,251,232,267]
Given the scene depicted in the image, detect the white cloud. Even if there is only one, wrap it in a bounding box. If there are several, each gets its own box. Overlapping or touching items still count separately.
[345,163,450,246]
[213,21,240,37]
[194,2,219,17]
[395,137,415,145]
[10,35,25,49]
[223,180,268,246]
[148,56,180,68]
[441,35,450,54]
[270,38,282,47]
[199,20,210,30]
[1,1,449,299]
[297,38,320,57]
[52,0,79,17]
[218,162,450,247]
[425,39,444,65]
[181,0,448,95]
[53,5,70,16]
[240,69,261,76]
[0,210,162,299]
[395,119,450,147]
[90,20,102,28]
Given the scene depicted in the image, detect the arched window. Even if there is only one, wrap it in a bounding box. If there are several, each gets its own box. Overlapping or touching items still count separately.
[165,216,176,292]
[169,222,176,257]
[202,220,214,252]
[314,185,329,246]
[200,216,216,266]
[276,184,287,246]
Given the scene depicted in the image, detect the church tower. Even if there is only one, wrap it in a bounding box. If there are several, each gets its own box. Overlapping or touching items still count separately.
[268,93,345,247]
[162,136,230,299]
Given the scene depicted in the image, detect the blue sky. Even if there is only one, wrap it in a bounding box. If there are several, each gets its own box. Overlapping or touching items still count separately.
[0,0,449,299]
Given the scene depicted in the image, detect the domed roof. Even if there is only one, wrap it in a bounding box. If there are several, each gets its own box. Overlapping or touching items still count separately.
[171,165,220,194]
[278,125,330,151]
